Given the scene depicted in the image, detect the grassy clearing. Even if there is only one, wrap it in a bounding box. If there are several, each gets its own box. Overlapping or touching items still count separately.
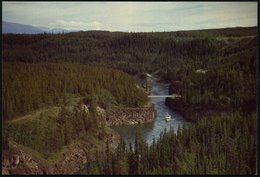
[7,106,61,124]
[7,94,82,125]
[4,94,104,162]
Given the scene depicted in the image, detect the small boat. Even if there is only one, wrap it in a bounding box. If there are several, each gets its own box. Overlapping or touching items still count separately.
[165,112,171,121]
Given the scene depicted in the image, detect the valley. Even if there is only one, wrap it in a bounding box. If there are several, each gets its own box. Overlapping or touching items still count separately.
[2,26,257,175]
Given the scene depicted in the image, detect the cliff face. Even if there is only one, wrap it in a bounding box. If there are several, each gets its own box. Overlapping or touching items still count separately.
[2,105,155,175]
[48,127,120,175]
[2,128,120,175]
[2,144,49,175]
[104,106,156,126]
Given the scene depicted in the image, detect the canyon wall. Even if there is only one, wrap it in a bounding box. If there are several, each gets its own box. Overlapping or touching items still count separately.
[104,106,156,126]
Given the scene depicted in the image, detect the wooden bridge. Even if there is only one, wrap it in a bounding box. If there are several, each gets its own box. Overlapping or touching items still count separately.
[148,94,182,98]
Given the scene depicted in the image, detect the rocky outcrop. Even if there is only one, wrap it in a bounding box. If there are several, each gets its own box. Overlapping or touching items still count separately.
[2,128,120,175]
[2,145,49,175]
[104,106,156,126]
[2,103,154,175]
[84,104,156,126]
[49,129,120,175]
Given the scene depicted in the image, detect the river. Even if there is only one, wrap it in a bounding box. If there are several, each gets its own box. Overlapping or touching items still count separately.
[112,76,187,146]
[76,77,188,174]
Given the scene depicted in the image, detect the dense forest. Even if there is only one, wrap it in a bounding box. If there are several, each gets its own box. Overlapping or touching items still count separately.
[2,26,257,174]
[173,38,257,121]
[3,63,148,120]
[3,27,256,76]
[3,63,148,161]
[3,27,257,116]
[80,112,256,175]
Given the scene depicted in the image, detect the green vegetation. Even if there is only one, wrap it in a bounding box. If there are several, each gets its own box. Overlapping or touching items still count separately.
[82,112,256,175]
[95,89,118,109]
[6,99,90,154]
[3,27,256,75]
[179,37,256,115]
[3,63,148,120]
[2,26,257,174]
[3,28,256,116]
[3,63,148,159]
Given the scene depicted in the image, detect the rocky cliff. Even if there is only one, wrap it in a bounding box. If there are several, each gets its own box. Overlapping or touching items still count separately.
[2,128,120,175]
[2,104,155,175]
[104,106,156,126]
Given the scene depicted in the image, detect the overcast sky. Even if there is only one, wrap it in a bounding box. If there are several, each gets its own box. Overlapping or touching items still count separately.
[2,1,258,32]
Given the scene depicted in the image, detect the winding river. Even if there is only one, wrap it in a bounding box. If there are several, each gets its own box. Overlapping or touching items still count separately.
[77,77,188,174]
[112,77,187,146]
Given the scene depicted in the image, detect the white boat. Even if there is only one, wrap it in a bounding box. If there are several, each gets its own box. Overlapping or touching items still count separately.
[165,113,171,121]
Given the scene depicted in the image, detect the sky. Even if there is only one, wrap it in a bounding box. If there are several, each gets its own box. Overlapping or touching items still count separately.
[2,1,258,32]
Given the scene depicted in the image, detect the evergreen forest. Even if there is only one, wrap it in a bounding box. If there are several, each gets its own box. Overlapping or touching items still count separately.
[2,26,257,175]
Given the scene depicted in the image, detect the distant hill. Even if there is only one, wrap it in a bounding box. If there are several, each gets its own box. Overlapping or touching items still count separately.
[2,21,75,34]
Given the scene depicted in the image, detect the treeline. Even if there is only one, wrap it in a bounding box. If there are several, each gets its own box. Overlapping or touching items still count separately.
[3,62,148,120]
[2,33,216,75]
[2,27,257,175]
[3,27,256,75]
[81,112,256,175]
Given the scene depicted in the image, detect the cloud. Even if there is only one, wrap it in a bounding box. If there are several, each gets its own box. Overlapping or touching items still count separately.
[2,2,257,32]
[49,20,103,30]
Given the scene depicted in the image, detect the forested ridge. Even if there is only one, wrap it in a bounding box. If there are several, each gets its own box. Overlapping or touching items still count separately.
[3,26,256,75]
[4,27,256,118]
[3,63,148,120]
[3,63,148,163]
[2,26,257,174]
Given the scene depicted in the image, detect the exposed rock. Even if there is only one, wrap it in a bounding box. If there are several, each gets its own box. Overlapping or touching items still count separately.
[81,104,89,113]
[96,106,105,114]
[2,103,151,174]
[2,147,48,175]
[195,69,208,74]
[47,127,120,174]
[2,127,121,175]
[12,155,20,167]
[105,106,156,126]
[2,168,10,175]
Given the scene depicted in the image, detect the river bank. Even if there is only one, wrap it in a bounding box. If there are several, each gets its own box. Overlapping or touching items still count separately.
[2,96,157,175]
[112,77,187,146]
[165,80,231,122]
[104,106,156,126]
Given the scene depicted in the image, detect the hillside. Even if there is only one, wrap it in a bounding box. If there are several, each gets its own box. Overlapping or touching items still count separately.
[2,63,149,174]
[3,63,148,120]
[2,21,73,34]
[3,26,256,118]
[2,26,257,174]
[3,26,256,76]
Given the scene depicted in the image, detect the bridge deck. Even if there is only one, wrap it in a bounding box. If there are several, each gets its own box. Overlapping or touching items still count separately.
[148,94,181,98]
